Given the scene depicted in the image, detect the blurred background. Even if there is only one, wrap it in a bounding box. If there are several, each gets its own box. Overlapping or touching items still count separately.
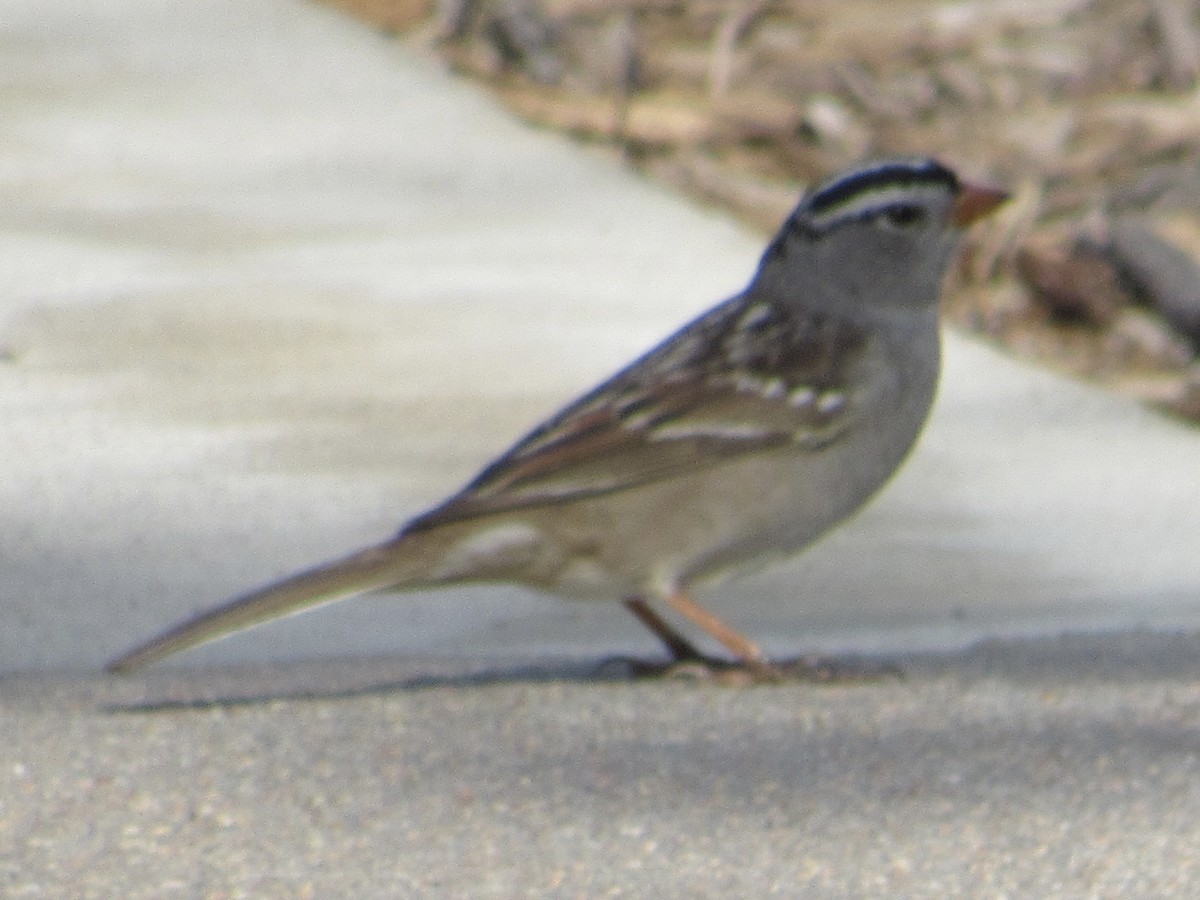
[3,0,1199,674]
[338,0,1200,420]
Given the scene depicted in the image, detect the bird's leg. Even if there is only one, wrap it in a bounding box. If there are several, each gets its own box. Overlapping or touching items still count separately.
[623,596,707,662]
[660,590,781,681]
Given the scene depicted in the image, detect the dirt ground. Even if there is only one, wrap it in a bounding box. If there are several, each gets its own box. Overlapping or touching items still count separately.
[327,0,1200,423]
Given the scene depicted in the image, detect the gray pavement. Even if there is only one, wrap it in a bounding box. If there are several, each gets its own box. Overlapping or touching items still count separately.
[3,0,1200,894]
[6,634,1200,896]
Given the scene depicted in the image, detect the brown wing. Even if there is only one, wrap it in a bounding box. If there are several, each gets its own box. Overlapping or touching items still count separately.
[405,294,874,531]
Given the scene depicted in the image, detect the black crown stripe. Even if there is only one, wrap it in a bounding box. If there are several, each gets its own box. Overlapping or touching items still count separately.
[807,159,958,216]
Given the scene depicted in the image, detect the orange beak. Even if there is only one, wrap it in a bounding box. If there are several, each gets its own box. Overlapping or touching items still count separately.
[952,181,1009,227]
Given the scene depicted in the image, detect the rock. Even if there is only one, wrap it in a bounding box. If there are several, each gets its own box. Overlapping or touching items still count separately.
[1107,216,1200,347]
[1015,236,1130,325]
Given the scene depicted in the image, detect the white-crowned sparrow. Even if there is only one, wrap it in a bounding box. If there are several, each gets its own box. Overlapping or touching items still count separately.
[109,158,1006,677]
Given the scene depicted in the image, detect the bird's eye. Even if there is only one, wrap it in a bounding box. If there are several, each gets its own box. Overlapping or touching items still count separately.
[877,204,927,229]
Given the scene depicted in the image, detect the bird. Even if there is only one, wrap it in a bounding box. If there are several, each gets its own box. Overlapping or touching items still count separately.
[108,158,1006,678]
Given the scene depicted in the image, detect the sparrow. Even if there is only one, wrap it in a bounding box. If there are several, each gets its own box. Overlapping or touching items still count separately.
[109,158,1006,678]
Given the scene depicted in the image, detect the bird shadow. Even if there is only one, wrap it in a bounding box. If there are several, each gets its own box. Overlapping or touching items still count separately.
[99,628,1200,713]
[100,651,902,712]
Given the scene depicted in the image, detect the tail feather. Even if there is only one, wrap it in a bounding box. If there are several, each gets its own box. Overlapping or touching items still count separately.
[108,540,422,673]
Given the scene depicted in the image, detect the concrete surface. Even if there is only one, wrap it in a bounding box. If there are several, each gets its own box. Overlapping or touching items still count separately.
[5,634,1200,897]
[4,0,1200,895]
[2,0,1199,676]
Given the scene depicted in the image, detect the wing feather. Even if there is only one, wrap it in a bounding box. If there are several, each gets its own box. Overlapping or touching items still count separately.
[406,294,873,530]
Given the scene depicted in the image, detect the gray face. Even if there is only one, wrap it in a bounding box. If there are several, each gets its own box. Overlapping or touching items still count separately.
[806,187,961,312]
[755,164,963,315]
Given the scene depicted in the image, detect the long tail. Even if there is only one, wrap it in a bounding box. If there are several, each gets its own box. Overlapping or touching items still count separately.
[108,539,428,673]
